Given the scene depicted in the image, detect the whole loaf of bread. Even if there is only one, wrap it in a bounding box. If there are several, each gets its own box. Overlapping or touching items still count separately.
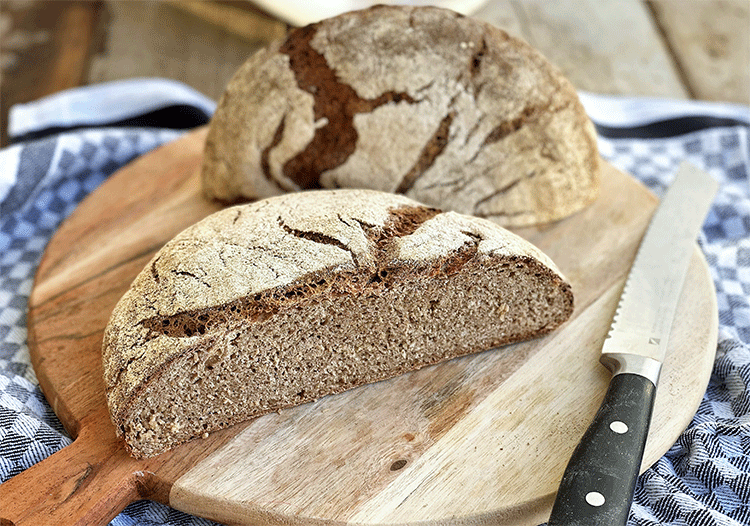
[103,189,573,458]
[201,5,599,227]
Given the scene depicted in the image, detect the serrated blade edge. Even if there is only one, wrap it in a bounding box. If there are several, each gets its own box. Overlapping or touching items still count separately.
[601,162,718,365]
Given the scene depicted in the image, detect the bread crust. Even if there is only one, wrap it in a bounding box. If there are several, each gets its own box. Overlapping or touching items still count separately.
[201,5,600,227]
[103,189,573,457]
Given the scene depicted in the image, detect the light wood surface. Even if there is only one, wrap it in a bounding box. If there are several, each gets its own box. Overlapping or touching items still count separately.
[163,0,287,43]
[648,0,750,104]
[476,0,689,98]
[0,128,717,525]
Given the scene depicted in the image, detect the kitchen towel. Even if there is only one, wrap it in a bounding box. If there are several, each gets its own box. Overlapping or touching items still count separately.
[1,79,749,526]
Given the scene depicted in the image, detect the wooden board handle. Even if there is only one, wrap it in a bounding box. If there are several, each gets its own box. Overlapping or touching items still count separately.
[0,425,140,526]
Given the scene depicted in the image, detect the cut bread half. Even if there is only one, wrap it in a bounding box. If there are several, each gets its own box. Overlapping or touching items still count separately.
[102,189,573,458]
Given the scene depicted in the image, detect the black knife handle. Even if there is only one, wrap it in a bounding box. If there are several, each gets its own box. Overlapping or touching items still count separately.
[548,373,656,526]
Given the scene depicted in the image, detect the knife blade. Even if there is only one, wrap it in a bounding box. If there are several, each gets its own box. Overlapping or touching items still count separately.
[548,162,718,526]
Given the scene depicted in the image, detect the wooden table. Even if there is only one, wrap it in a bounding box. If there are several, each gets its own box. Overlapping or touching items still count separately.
[1,0,748,148]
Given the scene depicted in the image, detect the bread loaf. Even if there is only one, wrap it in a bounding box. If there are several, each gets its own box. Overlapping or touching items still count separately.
[200,5,599,227]
[103,189,573,458]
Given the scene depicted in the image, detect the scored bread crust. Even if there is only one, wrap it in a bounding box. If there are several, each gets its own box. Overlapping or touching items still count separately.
[102,189,574,458]
[200,4,600,227]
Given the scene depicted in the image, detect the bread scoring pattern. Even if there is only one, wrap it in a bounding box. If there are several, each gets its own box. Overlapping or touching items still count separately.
[139,204,444,340]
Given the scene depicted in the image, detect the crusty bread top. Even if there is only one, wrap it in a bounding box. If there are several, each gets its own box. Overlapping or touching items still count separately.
[102,189,568,422]
[201,4,599,227]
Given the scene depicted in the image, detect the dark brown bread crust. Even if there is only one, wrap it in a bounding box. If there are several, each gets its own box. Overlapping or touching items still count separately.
[277,22,420,190]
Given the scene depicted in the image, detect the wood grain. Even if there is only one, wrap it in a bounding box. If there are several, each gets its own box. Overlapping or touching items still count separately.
[648,0,750,104]
[493,0,689,97]
[86,0,270,101]
[0,0,105,146]
[0,129,716,525]
[163,0,287,43]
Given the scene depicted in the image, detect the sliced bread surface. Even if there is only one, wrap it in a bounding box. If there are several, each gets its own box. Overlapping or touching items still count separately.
[102,189,573,458]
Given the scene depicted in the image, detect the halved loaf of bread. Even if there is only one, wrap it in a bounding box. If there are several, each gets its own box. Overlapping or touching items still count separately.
[201,4,599,227]
[103,189,573,458]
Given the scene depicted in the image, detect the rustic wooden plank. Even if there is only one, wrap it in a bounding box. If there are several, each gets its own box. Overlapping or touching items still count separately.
[472,0,527,39]
[0,0,105,146]
[648,0,750,104]
[163,0,286,43]
[86,0,267,100]
[43,2,99,95]
[482,0,690,98]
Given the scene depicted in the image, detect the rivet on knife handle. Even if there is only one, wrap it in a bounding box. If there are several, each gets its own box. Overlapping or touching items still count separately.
[548,162,718,526]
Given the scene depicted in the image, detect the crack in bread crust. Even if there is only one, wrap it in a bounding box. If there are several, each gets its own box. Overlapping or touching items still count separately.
[481,102,547,147]
[140,205,442,339]
[278,216,355,258]
[260,114,287,191]
[278,24,420,190]
[396,111,457,194]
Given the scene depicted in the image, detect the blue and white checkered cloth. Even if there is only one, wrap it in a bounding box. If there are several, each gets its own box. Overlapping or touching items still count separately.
[1,79,749,525]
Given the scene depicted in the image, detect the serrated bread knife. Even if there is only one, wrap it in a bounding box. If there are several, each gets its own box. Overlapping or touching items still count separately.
[548,162,718,526]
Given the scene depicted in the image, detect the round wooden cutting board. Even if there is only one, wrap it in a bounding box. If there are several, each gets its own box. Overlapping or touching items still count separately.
[0,127,717,526]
